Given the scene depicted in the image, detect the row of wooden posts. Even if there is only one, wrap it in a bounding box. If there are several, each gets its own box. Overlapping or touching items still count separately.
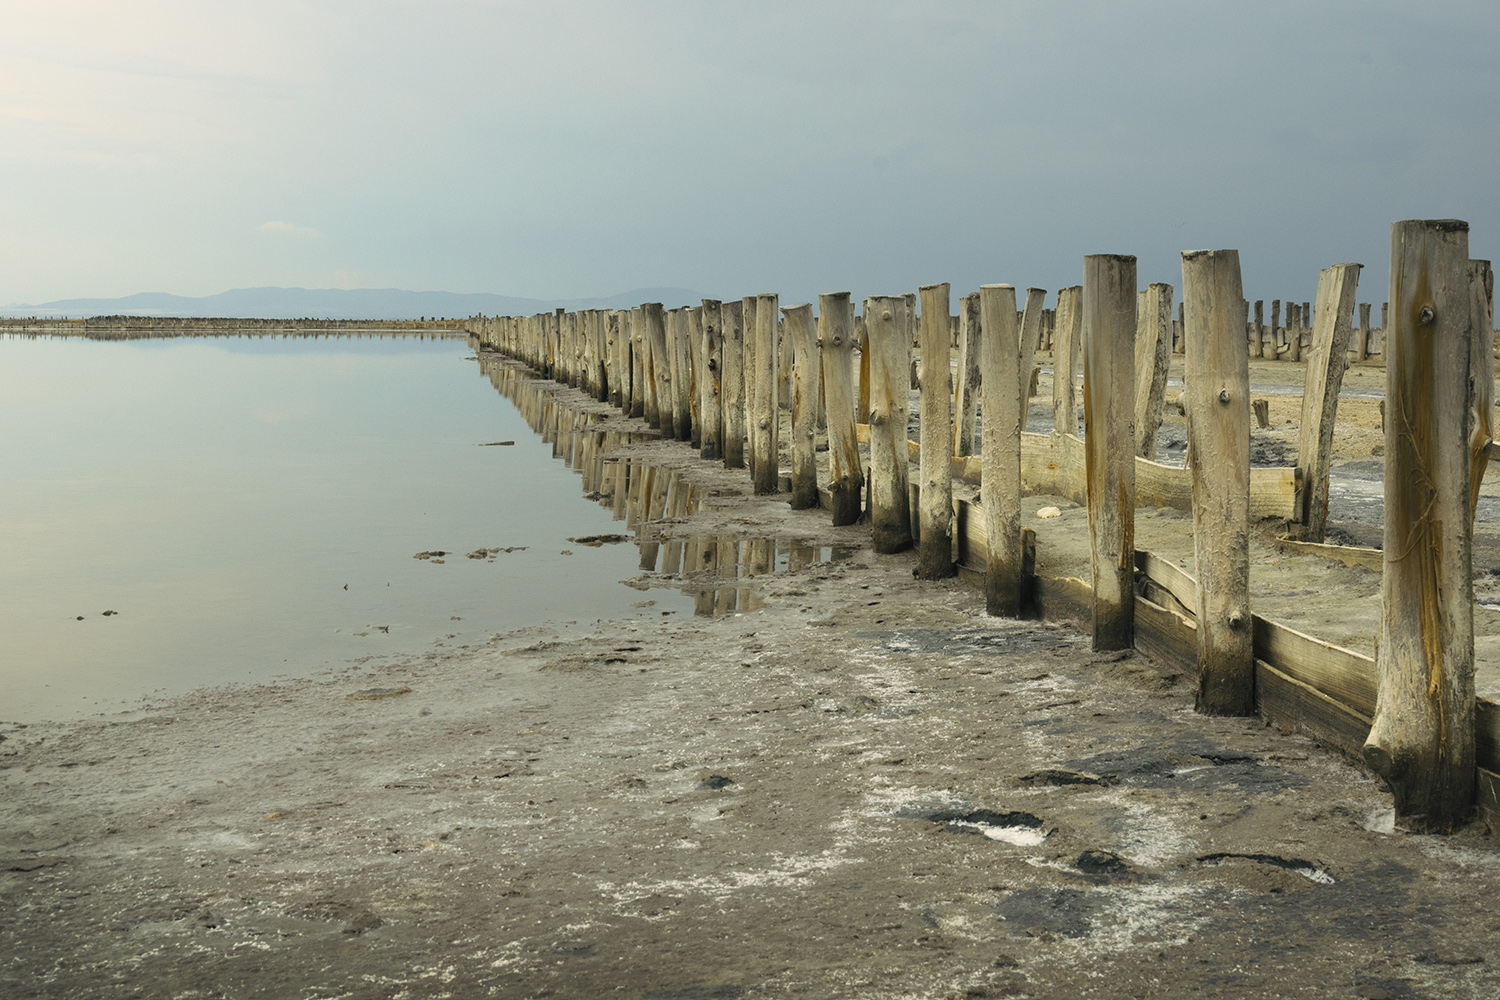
[469,219,1495,833]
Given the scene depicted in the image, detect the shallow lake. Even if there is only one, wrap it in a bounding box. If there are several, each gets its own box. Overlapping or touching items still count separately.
[0,334,693,723]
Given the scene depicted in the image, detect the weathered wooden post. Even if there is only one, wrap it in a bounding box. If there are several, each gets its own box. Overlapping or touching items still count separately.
[1052,286,1082,438]
[606,311,623,408]
[1365,219,1475,833]
[1018,289,1046,418]
[784,302,821,509]
[1182,250,1253,715]
[671,308,695,443]
[954,292,982,458]
[1293,263,1362,541]
[1082,255,1137,651]
[1266,300,1281,360]
[643,303,671,433]
[743,295,760,477]
[686,306,705,448]
[1359,303,1373,361]
[701,299,724,461]
[1135,282,1173,457]
[722,300,746,469]
[1469,260,1495,521]
[980,284,1023,616]
[1253,300,1264,358]
[629,306,646,418]
[856,312,872,425]
[917,283,955,579]
[865,295,913,552]
[752,293,780,495]
[819,292,863,525]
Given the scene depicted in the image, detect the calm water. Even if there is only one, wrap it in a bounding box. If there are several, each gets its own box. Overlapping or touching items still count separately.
[0,335,692,723]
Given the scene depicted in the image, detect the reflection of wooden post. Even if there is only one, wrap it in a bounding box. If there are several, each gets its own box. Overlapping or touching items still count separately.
[1135,282,1173,457]
[1182,250,1252,716]
[721,300,746,469]
[819,292,863,525]
[1052,286,1081,438]
[1469,260,1495,522]
[784,303,821,509]
[701,299,723,461]
[1083,255,1137,651]
[1294,263,1362,541]
[865,295,913,552]
[954,292,982,457]
[917,283,955,579]
[643,303,669,433]
[1366,219,1475,834]
[752,293,780,495]
[980,284,1022,616]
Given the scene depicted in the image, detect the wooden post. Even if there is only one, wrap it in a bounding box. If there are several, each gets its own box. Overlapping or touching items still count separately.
[671,308,695,443]
[1293,263,1362,541]
[1018,288,1046,421]
[1135,282,1173,457]
[917,283,955,579]
[1253,300,1264,358]
[1359,303,1373,361]
[1052,285,1082,439]
[1182,250,1253,715]
[722,300,746,469]
[1470,261,1495,522]
[606,311,623,407]
[954,292,982,457]
[980,284,1023,616]
[629,306,645,419]
[701,299,724,461]
[784,302,821,509]
[643,303,670,434]
[743,296,760,477]
[1082,254,1137,651]
[865,295,913,552]
[1365,219,1475,833]
[856,313,872,425]
[686,306,705,448]
[1266,300,1281,360]
[752,293,780,495]
[819,292,863,525]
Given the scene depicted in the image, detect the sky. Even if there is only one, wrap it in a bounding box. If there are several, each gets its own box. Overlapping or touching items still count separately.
[2,0,1496,310]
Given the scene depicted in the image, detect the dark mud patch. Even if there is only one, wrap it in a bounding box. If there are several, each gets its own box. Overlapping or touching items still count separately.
[991,887,1093,939]
[1064,734,1304,792]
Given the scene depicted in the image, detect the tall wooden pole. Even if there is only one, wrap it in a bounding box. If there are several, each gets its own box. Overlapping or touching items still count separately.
[743,296,760,478]
[1469,260,1495,522]
[980,284,1022,616]
[685,307,704,448]
[643,303,669,434]
[954,292,982,457]
[917,283,955,579]
[722,300,746,469]
[671,308,695,443]
[1052,286,1082,439]
[701,299,724,460]
[865,295,913,553]
[1293,263,1362,541]
[1018,288,1046,417]
[785,302,821,509]
[819,292,863,525]
[1182,250,1252,715]
[1135,283,1173,458]
[752,293,780,495]
[629,306,645,419]
[1082,254,1137,652]
[1365,219,1475,833]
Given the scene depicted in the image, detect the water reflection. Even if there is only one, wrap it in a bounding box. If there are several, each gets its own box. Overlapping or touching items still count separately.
[481,356,859,616]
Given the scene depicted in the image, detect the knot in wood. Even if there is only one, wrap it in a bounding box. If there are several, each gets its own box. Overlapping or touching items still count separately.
[1218,388,1231,404]
[1228,612,1245,630]
[1418,305,1436,326]
[882,310,893,321]
[832,335,843,346]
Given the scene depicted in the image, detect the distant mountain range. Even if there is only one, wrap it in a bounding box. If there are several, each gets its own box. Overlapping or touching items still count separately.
[2,286,712,320]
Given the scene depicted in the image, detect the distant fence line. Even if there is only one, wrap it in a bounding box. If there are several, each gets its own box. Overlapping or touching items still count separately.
[0,316,467,339]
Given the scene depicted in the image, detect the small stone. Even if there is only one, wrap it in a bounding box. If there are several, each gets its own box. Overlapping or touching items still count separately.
[1036,507,1062,519]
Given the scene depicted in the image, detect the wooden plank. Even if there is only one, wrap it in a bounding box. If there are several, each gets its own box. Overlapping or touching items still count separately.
[917,284,955,578]
[1368,218,1476,832]
[1134,550,1198,615]
[1272,535,1383,572]
[1256,660,1372,759]
[1478,766,1500,836]
[1082,254,1137,651]
[1034,574,1092,627]
[1293,263,1362,540]
[1183,248,1253,715]
[1478,698,1500,775]
[1135,595,1198,678]
[1253,616,1376,717]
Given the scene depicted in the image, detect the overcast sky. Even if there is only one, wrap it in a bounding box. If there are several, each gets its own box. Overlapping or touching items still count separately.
[3,1,1496,309]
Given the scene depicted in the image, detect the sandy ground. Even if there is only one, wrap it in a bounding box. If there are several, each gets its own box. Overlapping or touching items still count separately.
[4,355,1500,1000]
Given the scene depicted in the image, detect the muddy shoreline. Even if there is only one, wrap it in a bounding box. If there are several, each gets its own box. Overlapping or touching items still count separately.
[4,357,1499,999]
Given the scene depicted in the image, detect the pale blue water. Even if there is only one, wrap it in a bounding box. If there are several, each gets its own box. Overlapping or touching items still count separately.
[0,335,690,723]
